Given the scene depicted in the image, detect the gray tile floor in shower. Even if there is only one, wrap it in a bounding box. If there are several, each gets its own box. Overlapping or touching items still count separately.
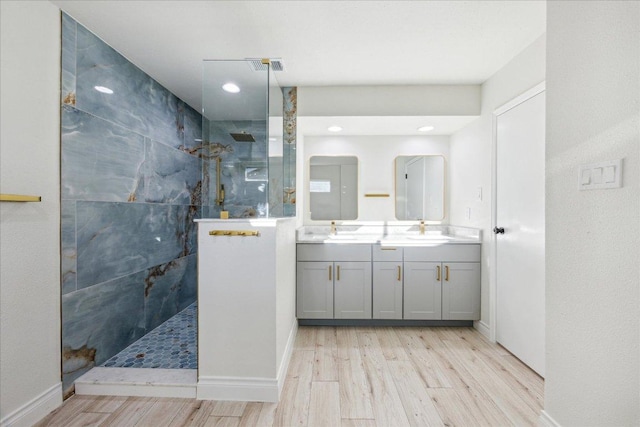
[102,303,197,369]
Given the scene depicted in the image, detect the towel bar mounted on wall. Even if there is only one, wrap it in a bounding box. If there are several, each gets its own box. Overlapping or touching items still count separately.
[209,230,260,237]
[0,193,42,202]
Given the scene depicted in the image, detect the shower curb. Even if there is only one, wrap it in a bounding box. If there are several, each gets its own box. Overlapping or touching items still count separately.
[75,367,197,398]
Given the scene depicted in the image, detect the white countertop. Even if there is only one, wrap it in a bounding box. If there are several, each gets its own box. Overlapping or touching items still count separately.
[296,225,481,245]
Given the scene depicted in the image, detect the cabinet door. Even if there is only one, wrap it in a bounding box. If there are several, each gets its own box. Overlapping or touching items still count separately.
[334,262,372,319]
[403,262,441,320]
[372,262,403,319]
[297,262,333,319]
[442,263,480,320]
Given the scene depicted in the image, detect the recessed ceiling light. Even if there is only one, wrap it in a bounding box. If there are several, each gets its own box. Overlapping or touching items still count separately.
[328,126,342,132]
[222,83,240,93]
[417,125,434,132]
[94,86,113,94]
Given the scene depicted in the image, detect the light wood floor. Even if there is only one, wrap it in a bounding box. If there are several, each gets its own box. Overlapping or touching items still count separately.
[37,326,543,426]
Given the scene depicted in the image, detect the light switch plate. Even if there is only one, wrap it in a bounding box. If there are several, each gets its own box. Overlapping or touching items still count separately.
[579,159,622,190]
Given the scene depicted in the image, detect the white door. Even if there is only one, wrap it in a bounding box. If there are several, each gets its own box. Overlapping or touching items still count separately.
[495,87,546,377]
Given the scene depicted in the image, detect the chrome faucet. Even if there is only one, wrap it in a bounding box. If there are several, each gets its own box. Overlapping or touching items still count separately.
[419,220,426,235]
[330,221,337,235]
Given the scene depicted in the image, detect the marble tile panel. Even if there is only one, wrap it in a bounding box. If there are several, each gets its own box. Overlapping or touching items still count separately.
[61,13,76,105]
[283,87,297,146]
[61,200,77,294]
[142,138,202,205]
[269,157,283,217]
[62,271,145,389]
[143,257,188,332]
[177,254,197,312]
[76,201,198,289]
[75,23,184,150]
[62,106,145,202]
[181,100,202,151]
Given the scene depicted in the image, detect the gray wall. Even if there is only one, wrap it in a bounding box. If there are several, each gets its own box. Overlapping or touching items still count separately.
[60,14,201,393]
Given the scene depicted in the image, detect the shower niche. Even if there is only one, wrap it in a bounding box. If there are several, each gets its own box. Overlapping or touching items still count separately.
[202,60,296,219]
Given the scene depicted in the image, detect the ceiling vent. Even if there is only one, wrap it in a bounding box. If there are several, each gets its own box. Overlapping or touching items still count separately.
[247,58,286,72]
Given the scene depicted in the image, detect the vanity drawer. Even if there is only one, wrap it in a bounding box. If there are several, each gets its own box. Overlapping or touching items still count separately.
[372,245,403,262]
[403,244,480,262]
[297,243,371,262]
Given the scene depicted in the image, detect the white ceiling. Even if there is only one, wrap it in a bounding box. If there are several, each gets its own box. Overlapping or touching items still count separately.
[51,0,546,135]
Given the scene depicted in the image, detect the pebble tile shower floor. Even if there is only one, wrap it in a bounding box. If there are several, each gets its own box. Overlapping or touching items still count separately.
[102,303,197,369]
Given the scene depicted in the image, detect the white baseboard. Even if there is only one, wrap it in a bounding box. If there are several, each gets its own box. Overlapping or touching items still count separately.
[197,318,298,403]
[539,410,561,427]
[0,383,62,427]
[474,320,491,340]
[197,376,280,402]
[276,319,299,397]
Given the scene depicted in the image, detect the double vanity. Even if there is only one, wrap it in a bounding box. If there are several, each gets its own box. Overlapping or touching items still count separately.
[296,225,481,325]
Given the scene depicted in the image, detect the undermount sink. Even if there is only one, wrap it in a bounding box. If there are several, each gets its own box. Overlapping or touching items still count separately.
[328,234,379,240]
[406,234,454,240]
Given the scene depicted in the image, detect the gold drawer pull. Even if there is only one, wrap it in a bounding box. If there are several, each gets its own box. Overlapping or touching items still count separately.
[329,265,332,281]
[397,265,401,281]
[381,247,397,251]
[436,265,441,281]
[337,265,340,281]
[445,265,449,282]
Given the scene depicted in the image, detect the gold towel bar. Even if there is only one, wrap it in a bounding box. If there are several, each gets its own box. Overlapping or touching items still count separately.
[364,193,390,198]
[209,230,260,237]
[0,193,41,202]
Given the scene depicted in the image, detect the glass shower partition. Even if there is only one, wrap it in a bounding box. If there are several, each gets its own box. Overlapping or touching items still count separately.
[202,59,292,218]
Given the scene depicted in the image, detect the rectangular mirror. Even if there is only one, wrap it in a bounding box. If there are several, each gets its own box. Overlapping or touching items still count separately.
[395,155,445,220]
[310,156,358,220]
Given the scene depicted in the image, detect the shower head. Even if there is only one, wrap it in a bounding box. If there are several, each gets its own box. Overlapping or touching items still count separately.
[229,132,255,142]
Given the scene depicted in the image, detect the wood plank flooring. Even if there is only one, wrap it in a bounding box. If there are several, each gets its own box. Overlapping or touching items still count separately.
[36,326,543,426]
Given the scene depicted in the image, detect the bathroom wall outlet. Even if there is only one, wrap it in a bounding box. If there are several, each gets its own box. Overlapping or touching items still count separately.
[579,159,622,190]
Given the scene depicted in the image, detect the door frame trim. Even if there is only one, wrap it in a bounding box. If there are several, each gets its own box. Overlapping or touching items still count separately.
[489,81,545,342]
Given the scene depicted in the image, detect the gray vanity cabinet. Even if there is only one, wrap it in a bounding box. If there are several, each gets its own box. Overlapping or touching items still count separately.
[296,261,334,319]
[441,262,481,320]
[372,246,403,319]
[404,245,481,321]
[297,244,372,319]
[403,261,443,319]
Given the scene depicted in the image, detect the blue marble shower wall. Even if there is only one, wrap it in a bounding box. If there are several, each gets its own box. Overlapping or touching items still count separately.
[60,14,202,393]
[203,87,297,219]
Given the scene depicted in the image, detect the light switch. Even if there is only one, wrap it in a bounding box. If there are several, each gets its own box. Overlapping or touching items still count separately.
[592,167,603,184]
[603,166,615,183]
[579,159,622,190]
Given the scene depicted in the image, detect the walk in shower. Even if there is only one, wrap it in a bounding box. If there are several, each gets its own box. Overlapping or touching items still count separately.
[62,49,296,397]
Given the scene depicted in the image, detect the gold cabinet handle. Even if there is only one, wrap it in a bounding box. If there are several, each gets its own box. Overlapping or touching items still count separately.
[445,265,449,282]
[329,265,332,281]
[397,265,401,281]
[337,265,340,281]
[381,247,396,251]
[436,265,441,281]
